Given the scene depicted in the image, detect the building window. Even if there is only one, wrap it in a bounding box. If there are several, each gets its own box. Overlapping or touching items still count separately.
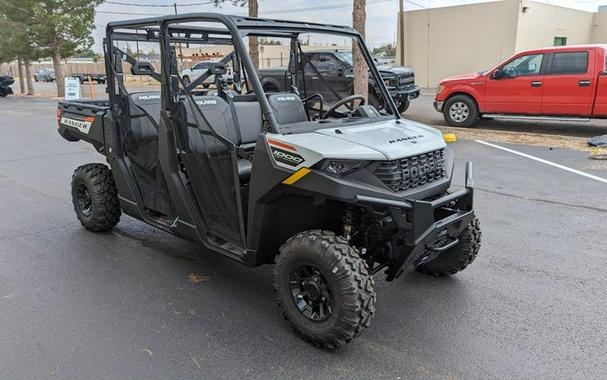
[554,37,567,46]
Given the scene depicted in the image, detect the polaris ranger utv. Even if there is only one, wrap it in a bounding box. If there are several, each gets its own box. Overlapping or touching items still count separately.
[57,14,481,349]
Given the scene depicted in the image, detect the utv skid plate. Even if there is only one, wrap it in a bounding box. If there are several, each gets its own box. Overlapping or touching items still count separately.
[356,162,475,280]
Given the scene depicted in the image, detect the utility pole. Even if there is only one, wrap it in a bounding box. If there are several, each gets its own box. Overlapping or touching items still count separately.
[174,3,184,65]
[398,0,405,65]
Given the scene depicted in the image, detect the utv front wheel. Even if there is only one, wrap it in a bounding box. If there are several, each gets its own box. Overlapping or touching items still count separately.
[416,217,481,277]
[71,164,121,232]
[274,230,376,349]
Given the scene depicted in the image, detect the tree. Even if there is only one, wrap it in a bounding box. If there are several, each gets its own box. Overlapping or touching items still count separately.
[213,0,259,70]
[372,43,396,57]
[352,0,368,102]
[0,0,40,95]
[27,0,102,97]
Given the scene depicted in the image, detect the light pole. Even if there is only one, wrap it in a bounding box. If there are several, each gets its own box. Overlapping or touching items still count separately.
[398,0,405,65]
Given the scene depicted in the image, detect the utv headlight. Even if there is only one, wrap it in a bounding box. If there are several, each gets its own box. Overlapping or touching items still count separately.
[319,160,370,177]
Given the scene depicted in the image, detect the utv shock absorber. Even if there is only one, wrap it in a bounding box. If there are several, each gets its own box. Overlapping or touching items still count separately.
[343,210,353,241]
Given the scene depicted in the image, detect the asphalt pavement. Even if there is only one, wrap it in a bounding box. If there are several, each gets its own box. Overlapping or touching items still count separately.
[1,96,606,379]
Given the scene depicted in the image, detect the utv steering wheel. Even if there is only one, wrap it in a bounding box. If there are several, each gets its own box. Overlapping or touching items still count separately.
[321,94,366,120]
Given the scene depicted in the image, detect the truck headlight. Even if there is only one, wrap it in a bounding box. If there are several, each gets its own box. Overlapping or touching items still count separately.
[319,160,370,177]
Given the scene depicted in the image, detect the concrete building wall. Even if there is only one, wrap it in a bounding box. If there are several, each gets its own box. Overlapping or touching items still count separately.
[400,0,607,88]
[592,12,607,43]
[404,0,520,88]
[515,1,594,51]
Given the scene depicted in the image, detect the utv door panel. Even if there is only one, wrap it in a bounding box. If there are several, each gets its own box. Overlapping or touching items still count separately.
[177,97,246,246]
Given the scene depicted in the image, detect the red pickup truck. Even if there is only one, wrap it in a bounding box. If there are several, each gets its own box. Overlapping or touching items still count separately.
[434,44,607,127]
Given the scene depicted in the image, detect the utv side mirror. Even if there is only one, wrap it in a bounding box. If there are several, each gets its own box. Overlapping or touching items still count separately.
[131,61,156,75]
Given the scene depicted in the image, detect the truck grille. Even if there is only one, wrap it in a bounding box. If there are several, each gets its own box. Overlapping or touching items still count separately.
[374,149,446,192]
[397,73,414,87]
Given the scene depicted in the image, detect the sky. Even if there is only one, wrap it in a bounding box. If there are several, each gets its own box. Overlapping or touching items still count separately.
[93,0,606,52]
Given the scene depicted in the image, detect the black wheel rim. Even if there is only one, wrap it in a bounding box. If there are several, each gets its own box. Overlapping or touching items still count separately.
[289,264,333,322]
[76,184,92,217]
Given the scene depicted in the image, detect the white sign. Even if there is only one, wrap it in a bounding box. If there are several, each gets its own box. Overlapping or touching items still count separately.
[64,77,81,100]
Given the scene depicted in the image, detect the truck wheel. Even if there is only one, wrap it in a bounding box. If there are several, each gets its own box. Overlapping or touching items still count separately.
[397,100,410,114]
[416,217,481,277]
[443,95,478,127]
[71,164,121,232]
[274,230,376,349]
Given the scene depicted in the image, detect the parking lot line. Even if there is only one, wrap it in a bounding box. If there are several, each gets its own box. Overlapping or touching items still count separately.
[475,140,607,185]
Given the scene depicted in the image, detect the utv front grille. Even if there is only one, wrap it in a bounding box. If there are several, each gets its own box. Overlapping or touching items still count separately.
[375,149,446,192]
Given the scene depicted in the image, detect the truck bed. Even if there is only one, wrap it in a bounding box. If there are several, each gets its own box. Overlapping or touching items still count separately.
[57,99,111,154]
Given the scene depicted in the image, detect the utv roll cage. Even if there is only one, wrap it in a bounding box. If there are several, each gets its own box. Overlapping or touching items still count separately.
[104,13,401,134]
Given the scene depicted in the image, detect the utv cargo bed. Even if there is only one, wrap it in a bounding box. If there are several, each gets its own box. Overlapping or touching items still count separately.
[57,100,110,153]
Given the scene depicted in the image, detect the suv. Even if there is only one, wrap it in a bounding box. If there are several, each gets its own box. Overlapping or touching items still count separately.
[435,44,607,127]
[57,13,480,349]
[260,49,420,113]
[181,60,233,87]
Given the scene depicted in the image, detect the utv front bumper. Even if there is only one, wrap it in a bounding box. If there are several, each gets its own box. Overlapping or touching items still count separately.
[355,162,475,281]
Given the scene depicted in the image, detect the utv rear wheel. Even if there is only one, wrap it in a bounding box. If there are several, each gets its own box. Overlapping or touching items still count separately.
[443,95,478,127]
[71,164,121,232]
[274,230,376,349]
[416,217,481,277]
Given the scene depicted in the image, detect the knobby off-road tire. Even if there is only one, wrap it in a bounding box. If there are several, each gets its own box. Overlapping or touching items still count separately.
[416,217,481,277]
[274,230,376,349]
[397,100,410,114]
[71,163,121,232]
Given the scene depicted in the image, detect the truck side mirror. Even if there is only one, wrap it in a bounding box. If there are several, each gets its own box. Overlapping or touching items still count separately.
[492,69,503,80]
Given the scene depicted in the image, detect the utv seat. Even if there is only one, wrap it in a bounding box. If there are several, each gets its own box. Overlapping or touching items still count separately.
[267,93,308,124]
[186,95,262,181]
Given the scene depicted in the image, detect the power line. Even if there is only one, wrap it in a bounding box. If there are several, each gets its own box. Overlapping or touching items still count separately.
[406,0,427,9]
[98,0,396,16]
[104,0,215,7]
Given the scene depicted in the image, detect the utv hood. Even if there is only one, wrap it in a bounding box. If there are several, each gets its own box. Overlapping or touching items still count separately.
[315,119,446,161]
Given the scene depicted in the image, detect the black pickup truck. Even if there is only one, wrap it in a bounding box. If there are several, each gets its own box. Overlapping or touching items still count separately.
[259,49,420,113]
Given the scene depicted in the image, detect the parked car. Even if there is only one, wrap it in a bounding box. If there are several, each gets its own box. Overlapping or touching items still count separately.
[180,60,233,87]
[434,44,607,127]
[34,68,55,82]
[259,49,420,113]
[71,74,106,84]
